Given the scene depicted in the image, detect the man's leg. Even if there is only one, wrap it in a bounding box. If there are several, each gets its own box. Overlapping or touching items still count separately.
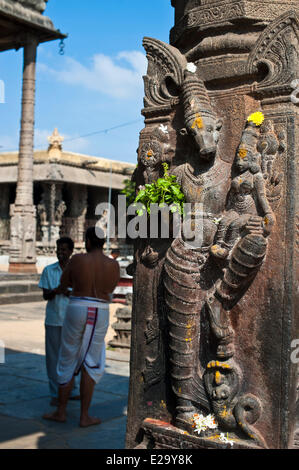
[79,366,101,427]
[43,377,74,422]
[45,325,62,404]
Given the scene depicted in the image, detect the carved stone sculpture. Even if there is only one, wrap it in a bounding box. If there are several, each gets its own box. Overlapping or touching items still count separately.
[108,294,132,351]
[126,1,299,450]
[37,183,66,244]
[17,0,48,13]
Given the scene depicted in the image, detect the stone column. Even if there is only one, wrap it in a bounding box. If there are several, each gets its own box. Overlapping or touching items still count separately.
[69,186,87,243]
[9,34,38,273]
[126,1,299,450]
[0,185,10,241]
[51,183,66,244]
[37,182,66,246]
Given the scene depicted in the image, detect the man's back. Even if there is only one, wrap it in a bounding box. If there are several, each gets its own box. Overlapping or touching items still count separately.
[62,251,120,301]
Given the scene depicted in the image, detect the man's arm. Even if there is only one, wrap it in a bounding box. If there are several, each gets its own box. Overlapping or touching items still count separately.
[58,256,76,294]
[39,267,58,300]
[109,260,120,293]
[42,288,57,301]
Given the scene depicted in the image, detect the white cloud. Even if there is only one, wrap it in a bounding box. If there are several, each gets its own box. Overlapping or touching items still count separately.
[38,50,147,99]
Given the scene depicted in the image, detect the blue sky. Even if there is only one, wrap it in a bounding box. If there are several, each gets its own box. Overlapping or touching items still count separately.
[0,0,174,163]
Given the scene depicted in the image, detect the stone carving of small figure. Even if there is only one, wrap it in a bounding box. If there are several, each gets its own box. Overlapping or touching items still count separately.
[210,140,275,260]
[24,223,35,260]
[54,200,67,224]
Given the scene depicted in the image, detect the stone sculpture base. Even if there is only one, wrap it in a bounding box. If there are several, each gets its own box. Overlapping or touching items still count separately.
[135,419,264,450]
[8,263,37,274]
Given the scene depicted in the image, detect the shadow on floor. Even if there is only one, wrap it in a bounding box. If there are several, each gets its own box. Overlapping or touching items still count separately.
[0,348,129,449]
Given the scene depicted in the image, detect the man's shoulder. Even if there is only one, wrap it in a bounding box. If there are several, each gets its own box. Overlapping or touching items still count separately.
[105,256,120,273]
[70,253,88,264]
[104,254,119,265]
[39,261,60,288]
[42,261,60,273]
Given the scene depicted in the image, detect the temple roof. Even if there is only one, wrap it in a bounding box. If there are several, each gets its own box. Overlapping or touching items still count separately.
[0,148,135,189]
[0,0,65,52]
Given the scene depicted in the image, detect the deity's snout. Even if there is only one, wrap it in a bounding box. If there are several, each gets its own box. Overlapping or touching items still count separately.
[194,132,217,159]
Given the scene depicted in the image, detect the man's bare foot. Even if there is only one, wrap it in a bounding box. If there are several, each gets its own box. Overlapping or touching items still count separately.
[42,411,66,423]
[79,416,102,428]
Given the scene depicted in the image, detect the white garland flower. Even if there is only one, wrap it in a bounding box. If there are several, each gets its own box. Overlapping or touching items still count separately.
[186,62,197,73]
[204,414,218,429]
[159,124,168,134]
[193,413,218,435]
[219,433,234,447]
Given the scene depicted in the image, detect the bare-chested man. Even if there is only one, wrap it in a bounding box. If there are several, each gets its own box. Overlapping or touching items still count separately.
[43,227,120,427]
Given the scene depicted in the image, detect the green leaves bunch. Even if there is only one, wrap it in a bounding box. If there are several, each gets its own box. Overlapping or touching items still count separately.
[134,163,185,216]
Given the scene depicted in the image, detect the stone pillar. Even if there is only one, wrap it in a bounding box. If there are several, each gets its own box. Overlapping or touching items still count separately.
[126,1,299,450]
[37,182,66,245]
[0,185,10,240]
[77,187,88,243]
[67,185,87,243]
[9,35,38,273]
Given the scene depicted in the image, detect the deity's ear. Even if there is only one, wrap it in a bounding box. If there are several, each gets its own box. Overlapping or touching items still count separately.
[216,119,223,131]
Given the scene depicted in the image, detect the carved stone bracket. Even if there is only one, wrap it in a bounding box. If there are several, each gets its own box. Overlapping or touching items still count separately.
[142,37,187,114]
[247,11,299,98]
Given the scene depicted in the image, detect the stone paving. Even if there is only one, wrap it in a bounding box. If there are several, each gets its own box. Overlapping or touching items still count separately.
[0,302,129,449]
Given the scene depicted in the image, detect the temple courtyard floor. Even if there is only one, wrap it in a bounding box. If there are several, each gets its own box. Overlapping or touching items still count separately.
[0,301,129,449]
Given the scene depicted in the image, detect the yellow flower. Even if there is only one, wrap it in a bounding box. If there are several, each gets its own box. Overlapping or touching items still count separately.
[247,111,264,127]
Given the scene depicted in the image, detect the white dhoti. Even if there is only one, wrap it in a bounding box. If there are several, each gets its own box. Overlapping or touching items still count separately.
[57,296,109,386]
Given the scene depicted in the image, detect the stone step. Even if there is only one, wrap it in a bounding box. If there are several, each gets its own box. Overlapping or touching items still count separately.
[0,273,40,282]
[0,291,43,305]
[0,281,40,295]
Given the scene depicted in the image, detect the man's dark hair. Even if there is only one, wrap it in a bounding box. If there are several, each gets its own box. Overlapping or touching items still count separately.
[85,226,105,249]
[56,237,74,252]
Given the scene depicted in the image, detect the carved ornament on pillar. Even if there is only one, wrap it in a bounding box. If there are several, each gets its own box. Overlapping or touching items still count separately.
[247,11,299,99]
[68,186,87,243]
[37,182,66,244]
[9,204,36,264]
